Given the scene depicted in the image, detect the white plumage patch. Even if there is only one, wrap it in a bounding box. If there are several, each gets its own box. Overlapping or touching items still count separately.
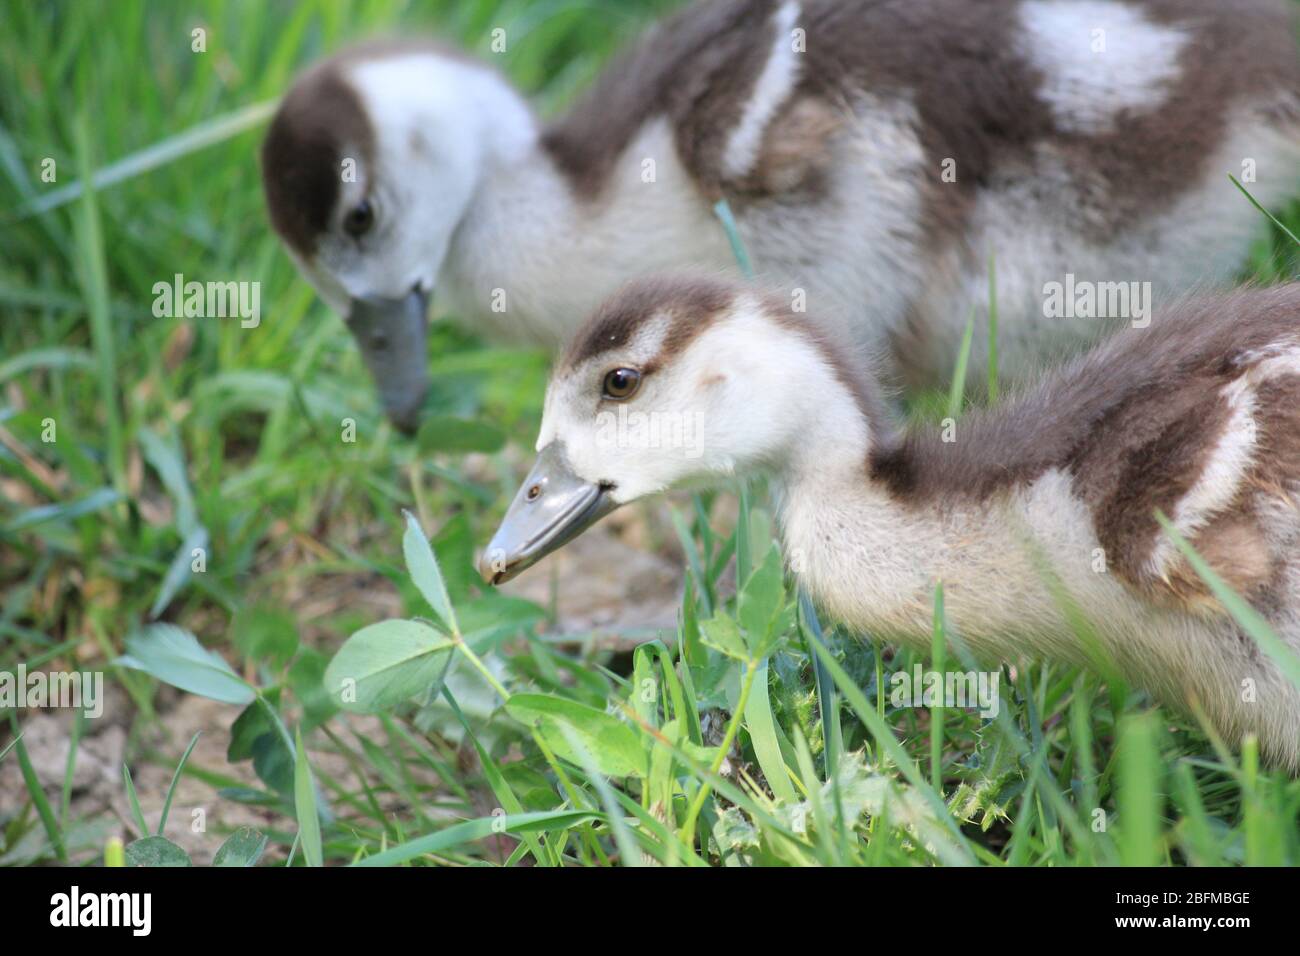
[1240,342,1300,383]
[1017,0,1188,136]
[1146,376,1258,579]
[722,1,803,179]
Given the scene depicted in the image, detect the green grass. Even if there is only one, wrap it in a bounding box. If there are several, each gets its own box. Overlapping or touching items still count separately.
[2,0,1300,868]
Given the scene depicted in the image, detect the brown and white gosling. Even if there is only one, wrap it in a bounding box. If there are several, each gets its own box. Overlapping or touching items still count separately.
[261,0,1300,429]
[481,275,1300,768]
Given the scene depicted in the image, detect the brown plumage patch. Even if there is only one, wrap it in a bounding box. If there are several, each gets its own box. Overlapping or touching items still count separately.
[543,0,1297,250]
[540,0,775,201]
[729,96,844,197]
[1070,376,1234,588]
[1161,515,1275,613]
[562,273,891,429]
[542,0,1053,220]
[873,287,1300,495]
[870,286,1300,607]
[261,65,373,257]
[560,274,736,371]
[1150,371,1300,611]
[1051,0,1300,241]
[261,39,482,257]
[1250,375,1300,495]
[1147,363,1300,611]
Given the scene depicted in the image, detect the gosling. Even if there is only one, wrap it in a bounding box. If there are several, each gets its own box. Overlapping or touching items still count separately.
[482,275,1300,768]
[261,0,1300,429]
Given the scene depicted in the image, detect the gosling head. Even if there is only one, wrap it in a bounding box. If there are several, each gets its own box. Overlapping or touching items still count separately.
[261,43,514,432]
[481,274,890,584]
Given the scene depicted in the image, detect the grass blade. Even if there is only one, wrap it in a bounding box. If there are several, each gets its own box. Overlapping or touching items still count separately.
[743,657,798,803]
[60,710,85,831]
[799,591,842,777]
[122,763,150,837]
[946,312,975,419]
[986,253,999,403]
[1229,173,1300,248]
[1155,512,1300,690]
[72,114,124,492]
[805,632,975,861]
[157,731,201,835]
[930,584,946,792]
[1117,712,1162,866]
[713,198,755,278]
[0,732,22,765]
[352,811,600,867]
[294,726,324,867]
[13,101,277,218]
[6,713,65,862]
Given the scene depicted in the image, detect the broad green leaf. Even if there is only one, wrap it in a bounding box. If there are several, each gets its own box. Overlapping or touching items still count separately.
[506,693,648,779]
[648,718,681,816]
[116,624,254,705]
[287,649,337,731]
[124,835,191,867]
[213,827,268,867]
[228,703,267,764]
[738,544,788,657]
[402,511,457,634]
[557,725,643,866]
[699,614,749,662]
[323,619,454,714]
[251,730,294,796]
[456,595,544,647]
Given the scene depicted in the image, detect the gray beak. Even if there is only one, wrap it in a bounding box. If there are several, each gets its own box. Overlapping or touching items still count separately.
[479,443,618,585]
[346,288,430,435]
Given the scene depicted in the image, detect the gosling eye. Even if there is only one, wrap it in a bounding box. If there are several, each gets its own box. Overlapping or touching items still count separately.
[343,199,375,239]
[601,367,642,400]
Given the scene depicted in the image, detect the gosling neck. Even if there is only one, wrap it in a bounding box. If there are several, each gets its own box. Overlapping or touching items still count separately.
[441,116,733,347]
[773,410,1092,660]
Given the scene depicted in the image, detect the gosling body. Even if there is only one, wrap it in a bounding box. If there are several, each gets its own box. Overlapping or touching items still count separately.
[487,276,1300,767]
[262,0,1300,425]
